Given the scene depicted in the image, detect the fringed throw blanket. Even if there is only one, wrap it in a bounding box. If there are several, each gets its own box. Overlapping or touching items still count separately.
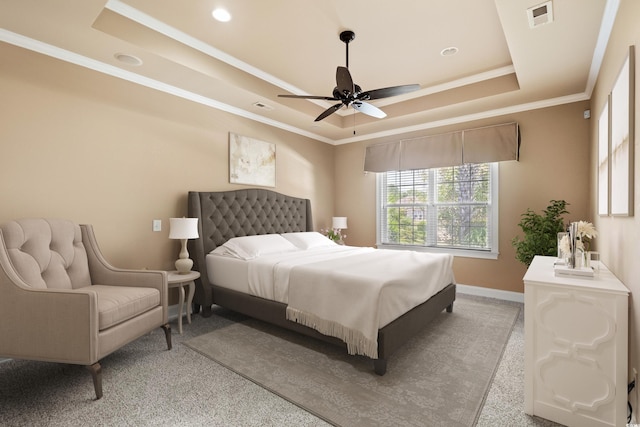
[282,248,454,359]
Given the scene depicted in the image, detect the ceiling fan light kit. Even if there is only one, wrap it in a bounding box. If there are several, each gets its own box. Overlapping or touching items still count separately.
[278,30,420,122]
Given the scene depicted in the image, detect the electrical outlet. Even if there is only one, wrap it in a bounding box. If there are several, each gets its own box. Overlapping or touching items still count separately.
[152,219,162,232]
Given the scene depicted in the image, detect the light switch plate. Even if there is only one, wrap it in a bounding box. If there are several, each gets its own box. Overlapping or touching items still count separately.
[152,219,161,232]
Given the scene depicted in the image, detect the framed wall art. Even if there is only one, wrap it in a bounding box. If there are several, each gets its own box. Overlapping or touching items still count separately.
[229,133,276,187]
[598,98,610,216]
[609,45,635,216]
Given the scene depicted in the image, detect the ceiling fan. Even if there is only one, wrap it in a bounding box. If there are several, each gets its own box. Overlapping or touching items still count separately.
[278,30,420,122]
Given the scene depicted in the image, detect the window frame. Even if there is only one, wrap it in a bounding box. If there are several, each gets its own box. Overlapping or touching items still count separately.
[375,163,499,259]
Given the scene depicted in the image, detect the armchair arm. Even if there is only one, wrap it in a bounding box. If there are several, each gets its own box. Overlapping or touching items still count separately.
[0,254,100,364]
[80,224,168,318]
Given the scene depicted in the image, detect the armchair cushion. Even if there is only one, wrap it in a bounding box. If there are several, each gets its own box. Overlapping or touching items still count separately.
[1,219,91,289]
[90,285,160,330]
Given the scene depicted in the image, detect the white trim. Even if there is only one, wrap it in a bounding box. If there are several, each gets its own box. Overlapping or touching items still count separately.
[334,92,589,145]
[456,283,524,303]
[584,0,620,96]
[377,244,499,260]
[168,303,184,322]
[0,30,596,147]
[107,0,518,118]
[0,0,618,146]
[105,0,303,96]
[376,163,499,259]
[0,29,334,146]
[490,162,499,255]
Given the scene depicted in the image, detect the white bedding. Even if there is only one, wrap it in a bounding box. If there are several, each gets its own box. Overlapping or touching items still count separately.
[206,245,455,358]
[207,255,250,294]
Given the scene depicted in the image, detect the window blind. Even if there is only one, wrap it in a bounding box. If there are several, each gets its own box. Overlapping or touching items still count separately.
[364,122,519,172]
[462,123,520,163]
[400,132,463,170]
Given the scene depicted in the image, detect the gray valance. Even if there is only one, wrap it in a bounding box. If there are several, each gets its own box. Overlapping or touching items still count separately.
[364,122,519,172]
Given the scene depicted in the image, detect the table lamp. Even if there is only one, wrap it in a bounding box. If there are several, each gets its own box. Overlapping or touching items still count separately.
[332,216,348,231]
[169,217,199,274]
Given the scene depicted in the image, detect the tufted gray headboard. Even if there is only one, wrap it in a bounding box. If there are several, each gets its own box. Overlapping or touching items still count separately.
[187,189,313,312]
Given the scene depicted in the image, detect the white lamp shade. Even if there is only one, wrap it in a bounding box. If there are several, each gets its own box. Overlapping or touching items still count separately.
[169,218,199,239]
[332,217,348,229]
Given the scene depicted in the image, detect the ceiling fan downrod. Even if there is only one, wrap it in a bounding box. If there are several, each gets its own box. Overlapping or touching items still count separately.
[339,30,355,68]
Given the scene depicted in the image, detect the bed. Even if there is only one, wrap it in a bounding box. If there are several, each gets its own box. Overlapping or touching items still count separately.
[187,188,456,375]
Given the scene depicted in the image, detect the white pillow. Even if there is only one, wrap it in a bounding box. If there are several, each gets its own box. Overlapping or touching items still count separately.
[214,234,300,260]
[280,231,337,250]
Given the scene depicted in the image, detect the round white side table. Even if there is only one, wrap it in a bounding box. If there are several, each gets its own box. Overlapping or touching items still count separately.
[167,270,200,334]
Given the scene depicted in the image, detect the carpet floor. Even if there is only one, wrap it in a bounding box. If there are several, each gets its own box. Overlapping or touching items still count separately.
[0,294,563,426]
[185,295,519,426]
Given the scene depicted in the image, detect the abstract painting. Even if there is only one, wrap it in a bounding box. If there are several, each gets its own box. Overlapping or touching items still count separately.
[229,133,276,187]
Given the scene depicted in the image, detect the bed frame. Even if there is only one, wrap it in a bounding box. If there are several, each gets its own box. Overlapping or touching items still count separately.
[187,188,456,375]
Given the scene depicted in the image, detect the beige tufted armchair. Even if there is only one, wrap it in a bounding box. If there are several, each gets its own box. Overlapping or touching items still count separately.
[0,218,171,399]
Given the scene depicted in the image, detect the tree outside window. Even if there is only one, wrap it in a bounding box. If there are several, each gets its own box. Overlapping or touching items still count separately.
[378,163,495,254]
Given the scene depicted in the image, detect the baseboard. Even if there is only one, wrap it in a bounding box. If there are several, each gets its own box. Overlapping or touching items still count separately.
[168,303,183,321]
[456,283,524,303]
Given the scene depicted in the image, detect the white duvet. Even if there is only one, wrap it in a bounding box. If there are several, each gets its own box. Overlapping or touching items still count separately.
[244,246,455,358]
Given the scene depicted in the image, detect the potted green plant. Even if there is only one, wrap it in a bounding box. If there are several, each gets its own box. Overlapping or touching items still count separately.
[512,199,569,267]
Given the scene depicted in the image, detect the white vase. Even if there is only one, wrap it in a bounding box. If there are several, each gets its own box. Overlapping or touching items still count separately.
[575,249,584,268]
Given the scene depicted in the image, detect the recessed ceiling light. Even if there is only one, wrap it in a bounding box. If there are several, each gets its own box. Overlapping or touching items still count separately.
[114,53,143,66]
[440,47,459,57]
[212,8,231,22]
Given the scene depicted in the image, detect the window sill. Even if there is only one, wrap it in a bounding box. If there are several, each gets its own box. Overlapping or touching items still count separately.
[376,244,499,260]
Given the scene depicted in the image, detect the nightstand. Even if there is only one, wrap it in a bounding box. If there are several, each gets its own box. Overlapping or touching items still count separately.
[167,270,200,334]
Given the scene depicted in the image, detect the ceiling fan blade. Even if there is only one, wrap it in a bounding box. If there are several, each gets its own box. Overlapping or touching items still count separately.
[336,66,354,96]
[360,84,420,100]
[315,103,343,121]
[352,101,386,118]
[278,94,339,101]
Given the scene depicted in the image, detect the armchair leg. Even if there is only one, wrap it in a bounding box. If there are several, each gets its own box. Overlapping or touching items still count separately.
[86,362,103,400]
[162,323,172,350]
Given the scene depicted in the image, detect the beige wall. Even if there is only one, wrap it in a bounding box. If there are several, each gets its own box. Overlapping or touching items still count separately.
[0,44,335,274]
[589,0,640,388]
[335,102,591,293]
[0,42,591,296]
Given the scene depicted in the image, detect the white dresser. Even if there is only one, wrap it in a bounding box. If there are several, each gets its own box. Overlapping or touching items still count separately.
[523,256,629,427]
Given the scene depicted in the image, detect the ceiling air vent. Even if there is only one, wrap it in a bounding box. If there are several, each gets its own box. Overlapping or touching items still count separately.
[527,1,553,28]
[252,101,274,111]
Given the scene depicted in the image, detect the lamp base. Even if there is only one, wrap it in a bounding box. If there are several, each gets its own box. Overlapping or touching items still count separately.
[175,258,193,274]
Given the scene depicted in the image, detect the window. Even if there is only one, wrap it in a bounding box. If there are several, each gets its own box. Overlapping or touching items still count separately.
[376,163,498,259]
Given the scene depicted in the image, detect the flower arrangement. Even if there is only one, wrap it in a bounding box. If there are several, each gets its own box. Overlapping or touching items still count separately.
[559,221,598,255]
[321,227,347,243]
[559,221,598,268]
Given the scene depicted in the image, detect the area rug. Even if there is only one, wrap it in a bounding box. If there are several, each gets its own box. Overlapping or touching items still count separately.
[185,295,520,427]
